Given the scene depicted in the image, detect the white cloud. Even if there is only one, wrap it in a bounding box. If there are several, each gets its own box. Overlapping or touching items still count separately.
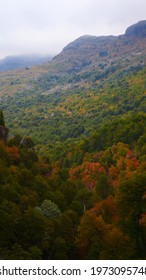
[0,0,145,57]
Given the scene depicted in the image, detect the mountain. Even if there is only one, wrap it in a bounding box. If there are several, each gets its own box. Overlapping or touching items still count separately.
[125,20,146,36]
[0,54,52,71]
[0,20,146,158]
[0,20,146,260]
[51,20,146,73]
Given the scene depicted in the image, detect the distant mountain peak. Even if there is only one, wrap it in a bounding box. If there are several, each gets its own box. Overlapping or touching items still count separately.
[62,34,115,54]
[125,20,146,37]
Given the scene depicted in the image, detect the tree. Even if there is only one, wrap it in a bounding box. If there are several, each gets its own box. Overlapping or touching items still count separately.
[55,210,78,259]
[53,237,68,259]
[7,134,22,147]
[1,243,31,260]
[76,211,107,259]
[16,208,48,249]
[38,199,61,218]
[0,200,21,248]
[20,136,35,149]
[95,173,109,200]
[116,172,146,258]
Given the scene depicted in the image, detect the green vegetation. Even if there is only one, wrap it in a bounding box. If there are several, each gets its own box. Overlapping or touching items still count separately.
[1,66,146,160]
[0,22,146,259]
[0,115,146,259]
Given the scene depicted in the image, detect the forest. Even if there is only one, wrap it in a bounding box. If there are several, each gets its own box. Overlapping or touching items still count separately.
[0,102,146,259]
[0,21,146,259]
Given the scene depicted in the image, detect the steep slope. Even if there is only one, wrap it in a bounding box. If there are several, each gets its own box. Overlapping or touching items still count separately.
[50,20,146,74]
[125,20,146,36]
[0,20,146,261]
[0,20,146,158]
[0,111,146,260]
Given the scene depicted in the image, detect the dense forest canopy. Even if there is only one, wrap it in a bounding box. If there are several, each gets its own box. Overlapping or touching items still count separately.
[0,20,146,259]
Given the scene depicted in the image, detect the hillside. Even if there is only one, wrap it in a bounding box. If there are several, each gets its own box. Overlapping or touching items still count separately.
[0,20,146,260]
[0,109,146,260]
[0,20,146,158]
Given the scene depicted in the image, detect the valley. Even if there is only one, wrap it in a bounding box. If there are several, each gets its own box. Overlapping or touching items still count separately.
[0,20,146,260]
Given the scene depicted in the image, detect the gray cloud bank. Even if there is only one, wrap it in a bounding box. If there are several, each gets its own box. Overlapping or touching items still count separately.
[0,0,146,57]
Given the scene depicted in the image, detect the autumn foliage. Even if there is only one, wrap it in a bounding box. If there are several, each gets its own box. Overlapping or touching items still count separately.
[0,120,146,260]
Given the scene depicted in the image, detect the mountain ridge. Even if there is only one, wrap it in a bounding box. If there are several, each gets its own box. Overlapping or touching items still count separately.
[0,20,145,73]
[50,20,146,75]
[0,20,146,157]
[125,20,146,36]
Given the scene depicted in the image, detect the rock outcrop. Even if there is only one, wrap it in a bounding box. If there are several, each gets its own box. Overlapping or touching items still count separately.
[125,20,146,37]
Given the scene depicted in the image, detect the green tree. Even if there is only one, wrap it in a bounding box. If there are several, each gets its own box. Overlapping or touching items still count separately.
[1,243,31,260]
[20,136,35,149]
[16,208,48,249]
[39,199,61,218]
[116,173,146,258]
[53,237,68,259]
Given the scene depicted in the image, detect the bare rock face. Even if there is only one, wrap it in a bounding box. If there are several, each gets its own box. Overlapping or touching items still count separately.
[125,20,146,37]
[0,125,9,143]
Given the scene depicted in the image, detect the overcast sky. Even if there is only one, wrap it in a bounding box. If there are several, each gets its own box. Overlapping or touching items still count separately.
[0,0,145,58]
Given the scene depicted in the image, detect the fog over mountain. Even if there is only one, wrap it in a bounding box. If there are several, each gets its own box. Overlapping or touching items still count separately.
[0,55,52,71]
[0,0,146,58]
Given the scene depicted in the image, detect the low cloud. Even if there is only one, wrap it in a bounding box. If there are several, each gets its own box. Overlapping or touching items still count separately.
[0,0,145,57]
